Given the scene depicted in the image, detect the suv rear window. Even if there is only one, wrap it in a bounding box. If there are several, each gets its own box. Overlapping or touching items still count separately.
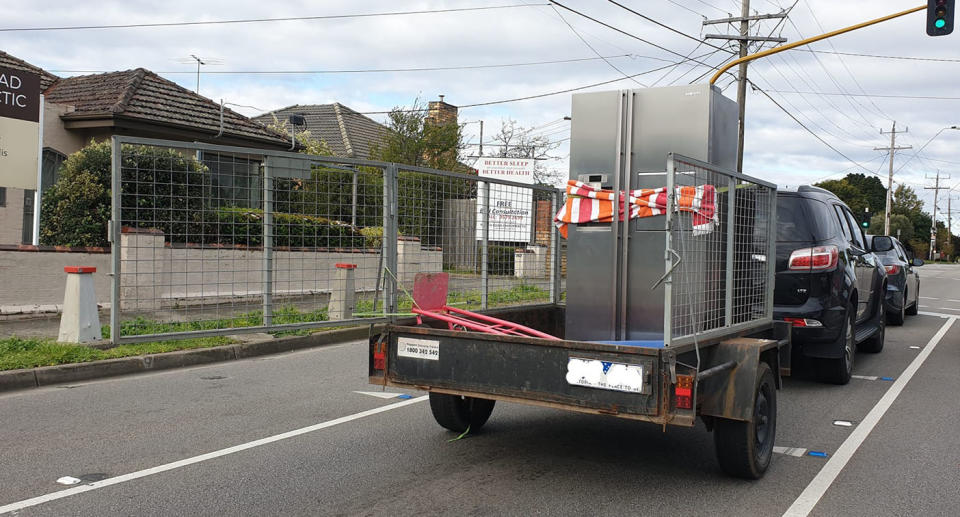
[776,195,836,242]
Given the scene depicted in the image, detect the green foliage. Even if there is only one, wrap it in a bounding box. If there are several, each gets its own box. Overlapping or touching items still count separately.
[870,213,914,242]
[265,114,334,156]
[815,175,884,216]
[355,282,550,315]
[0,335,232,371]
[40,140,208,247]
[477,244,517,275]
[370,98,465,171]
[273,166,383,228]
[189,208,364,248]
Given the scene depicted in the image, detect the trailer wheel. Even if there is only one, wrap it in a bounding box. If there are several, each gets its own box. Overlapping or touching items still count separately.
[428,393,496,433]
[713,362,777,479]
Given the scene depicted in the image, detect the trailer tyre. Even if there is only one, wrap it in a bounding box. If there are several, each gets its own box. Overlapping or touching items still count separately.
[428,393,496,433]
[713,362,777,479]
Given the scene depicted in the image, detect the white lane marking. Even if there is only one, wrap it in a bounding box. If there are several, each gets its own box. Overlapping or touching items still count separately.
[920,297,940,300]
[909,346,921,350]
[354,390,410,399]
[55,477,80,486]
[0,396,428,515]
[832,420,854,427]
[851,375,878,381]
[774,446,808,458]
[783,316,956,517]
[946,299,960,303]
[919,311,954,318]
[919,305,929,308]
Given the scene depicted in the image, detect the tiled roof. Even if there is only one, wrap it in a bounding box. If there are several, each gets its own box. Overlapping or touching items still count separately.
[253,103,387,159]
[0,50,59,90]
[43,68,289,146]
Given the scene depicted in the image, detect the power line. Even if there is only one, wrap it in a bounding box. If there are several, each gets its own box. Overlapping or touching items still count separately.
[546,0,738,81]
[46,54,638,75]
[747,78,880,176]
[765,89,960,101]
[548,3,646,86]
[606,0,729,52]
[794,49,960,63]
[0,4,549,32]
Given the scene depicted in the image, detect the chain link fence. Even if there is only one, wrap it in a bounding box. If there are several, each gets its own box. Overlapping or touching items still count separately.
[666,154,776,346]
[109,136,563,343]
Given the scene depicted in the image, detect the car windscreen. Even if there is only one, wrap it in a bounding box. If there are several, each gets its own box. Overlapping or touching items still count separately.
[777,195,835,242]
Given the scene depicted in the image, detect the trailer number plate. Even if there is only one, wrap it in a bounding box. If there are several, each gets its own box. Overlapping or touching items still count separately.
[397,337,440,361]
[566,358,644,393]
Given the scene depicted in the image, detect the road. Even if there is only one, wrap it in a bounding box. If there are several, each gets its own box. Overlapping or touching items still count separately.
[1,265,958,516]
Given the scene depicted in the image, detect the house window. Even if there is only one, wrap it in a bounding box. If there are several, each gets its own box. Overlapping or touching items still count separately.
[21,190,35,244]
[41,148,68,192]
[200,152,262,208]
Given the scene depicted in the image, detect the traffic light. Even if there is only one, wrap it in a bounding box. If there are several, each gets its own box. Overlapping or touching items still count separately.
[861,211,872,229]
[928,0,955,36]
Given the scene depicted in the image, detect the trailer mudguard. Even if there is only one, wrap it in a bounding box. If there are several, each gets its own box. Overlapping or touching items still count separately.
[696,338,781,422]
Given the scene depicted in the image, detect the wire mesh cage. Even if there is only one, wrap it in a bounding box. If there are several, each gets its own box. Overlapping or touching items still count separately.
[666,154,776,346]
[110,136,562,343]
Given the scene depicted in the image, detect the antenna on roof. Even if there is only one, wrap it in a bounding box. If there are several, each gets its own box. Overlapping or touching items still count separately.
[175,54,223,94]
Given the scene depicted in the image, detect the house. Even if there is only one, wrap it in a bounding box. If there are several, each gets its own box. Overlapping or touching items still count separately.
[0,51,290,245]
[252,103,388,160]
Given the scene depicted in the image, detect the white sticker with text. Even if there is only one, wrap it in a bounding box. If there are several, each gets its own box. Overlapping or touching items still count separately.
[397,337,440,361]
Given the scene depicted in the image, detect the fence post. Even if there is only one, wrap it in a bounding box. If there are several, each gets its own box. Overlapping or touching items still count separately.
[262,162,274,326]
[481,181,490,310]
[109,136,122,344]
[725,176,736,327]
[550,189,561,305]
[383,164,399,318]
[329,263,357,320]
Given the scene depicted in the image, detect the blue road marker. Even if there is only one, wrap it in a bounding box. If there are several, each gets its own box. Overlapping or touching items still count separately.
[807,451,829,458]
[396,394,413,400]
[880,377,894,381]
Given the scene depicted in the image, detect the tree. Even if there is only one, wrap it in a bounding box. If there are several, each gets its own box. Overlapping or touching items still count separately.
[266,115,333,156]
[870,213,913,242]
[488,119,564,186]
[370,98,466,171]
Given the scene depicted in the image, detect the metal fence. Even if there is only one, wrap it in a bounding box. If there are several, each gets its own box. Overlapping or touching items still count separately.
[665,153,776,346]
[109,136,563,343]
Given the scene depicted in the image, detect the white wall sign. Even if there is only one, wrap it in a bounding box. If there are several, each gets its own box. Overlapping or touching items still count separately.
[0,66,41,190]
[475,158,535,242]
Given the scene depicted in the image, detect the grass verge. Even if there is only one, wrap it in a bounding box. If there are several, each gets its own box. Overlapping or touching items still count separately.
[0,336,234,371]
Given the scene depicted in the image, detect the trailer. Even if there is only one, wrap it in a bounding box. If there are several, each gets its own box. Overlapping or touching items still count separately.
[368,86,790,478]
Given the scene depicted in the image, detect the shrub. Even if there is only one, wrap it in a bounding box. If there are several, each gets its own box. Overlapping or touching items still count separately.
[192,208,364,249]
[40,140,207,247]
[476,244,516,275]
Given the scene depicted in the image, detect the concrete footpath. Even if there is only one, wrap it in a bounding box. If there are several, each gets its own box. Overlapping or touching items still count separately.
[0,326,371,393]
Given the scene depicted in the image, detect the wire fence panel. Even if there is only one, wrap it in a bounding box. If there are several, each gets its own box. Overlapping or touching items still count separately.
[110,136,562,343]
[666,154,775,345]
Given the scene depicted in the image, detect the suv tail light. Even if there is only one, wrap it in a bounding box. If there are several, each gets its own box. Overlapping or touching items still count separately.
[884,264,900,275]
[788,245,839,271]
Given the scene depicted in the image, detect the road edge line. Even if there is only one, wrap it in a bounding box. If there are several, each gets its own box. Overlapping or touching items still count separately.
[782,316,956,517]
[0,395,428,515]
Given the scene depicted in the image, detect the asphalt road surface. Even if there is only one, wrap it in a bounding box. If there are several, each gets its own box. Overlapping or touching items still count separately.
[1,265,958,516]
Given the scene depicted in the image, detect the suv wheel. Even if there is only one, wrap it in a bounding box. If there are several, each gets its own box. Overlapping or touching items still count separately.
[861,300,886,353]
[819,304,854,385]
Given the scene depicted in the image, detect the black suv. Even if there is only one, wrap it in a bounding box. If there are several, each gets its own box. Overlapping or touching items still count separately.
[774,186,887,384]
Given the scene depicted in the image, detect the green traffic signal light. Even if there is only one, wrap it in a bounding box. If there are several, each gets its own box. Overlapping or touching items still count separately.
[928,0,955,36]
[936,18,947,28]
[861,221,869,229]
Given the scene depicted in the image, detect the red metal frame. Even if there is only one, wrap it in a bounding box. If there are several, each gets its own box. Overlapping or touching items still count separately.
[410,272,560,340]
[412,306,560,340]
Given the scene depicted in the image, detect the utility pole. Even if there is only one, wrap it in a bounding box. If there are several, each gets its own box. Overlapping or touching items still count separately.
[704,3,787,172]
[925,171,950,260]
[874,122,912,235]
[949,194,953,260]
[479,120,484,157]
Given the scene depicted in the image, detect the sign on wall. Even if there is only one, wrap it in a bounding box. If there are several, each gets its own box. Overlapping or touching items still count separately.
[0,66,41,190]
[475,158,535,242]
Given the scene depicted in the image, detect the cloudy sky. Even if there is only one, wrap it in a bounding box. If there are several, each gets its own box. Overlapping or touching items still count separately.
[2,0,958,220]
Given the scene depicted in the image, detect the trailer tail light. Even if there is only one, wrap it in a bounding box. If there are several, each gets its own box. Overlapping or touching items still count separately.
[373,342,387,370]
[788,245,839,271]
[885,264,900,275]
[675,375,694,409]
[782,317,823,327]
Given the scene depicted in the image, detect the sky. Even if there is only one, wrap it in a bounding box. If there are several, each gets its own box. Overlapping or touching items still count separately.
[2,0,958,224]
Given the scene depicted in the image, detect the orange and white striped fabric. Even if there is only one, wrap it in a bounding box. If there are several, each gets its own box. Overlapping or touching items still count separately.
[553,180,717,238]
